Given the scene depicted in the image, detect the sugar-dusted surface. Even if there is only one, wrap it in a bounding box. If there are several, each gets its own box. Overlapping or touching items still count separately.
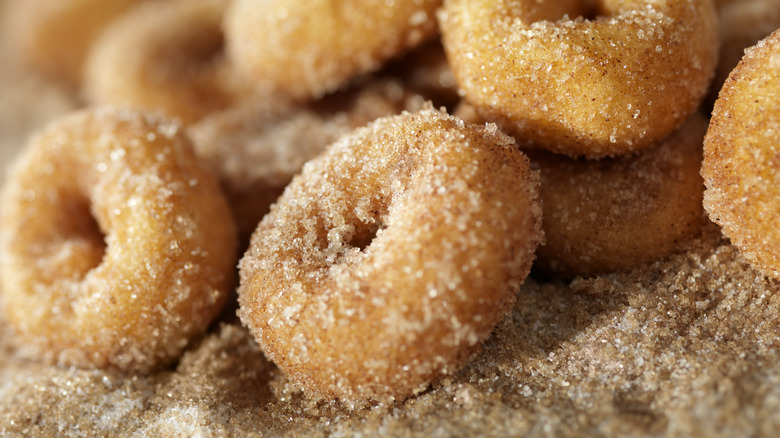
[83,0,239,124]
[534,112,709,278]
[0,107,237,372]
[225,0,442,100]
[238,107,543,403]
[703,30,780,280]
[188,79,425,245]
[440,0,719,158]
[4,227,780,435]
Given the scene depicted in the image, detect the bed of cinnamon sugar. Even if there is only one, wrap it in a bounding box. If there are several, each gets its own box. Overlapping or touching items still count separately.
[4,9,780,438]
[3,222,780,436]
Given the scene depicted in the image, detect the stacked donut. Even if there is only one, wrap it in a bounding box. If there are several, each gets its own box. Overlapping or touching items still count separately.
[1,0,778,405]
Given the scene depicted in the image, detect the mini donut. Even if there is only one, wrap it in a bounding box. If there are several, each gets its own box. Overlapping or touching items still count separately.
[224,0,442,100]
[439,0,719,158]
[533,112,709,278]
[188,80,424,245]
[709,0,780,104]
[2,0,143,88]
[83,0,240,124]
[237,106,543,402]
[703,30,780,279]
[0,107,237,372]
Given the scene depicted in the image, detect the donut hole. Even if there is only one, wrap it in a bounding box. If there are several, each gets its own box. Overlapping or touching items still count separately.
[584,1,619,19]
[153,22,225,84]
[521,1,599,24]
[58,195,106,278]
[142,8,229,111]
[320,207,388,263]
[576,2,599,20]
[345,201,391,252]
[181,27,225,71]
[347,222,383,252]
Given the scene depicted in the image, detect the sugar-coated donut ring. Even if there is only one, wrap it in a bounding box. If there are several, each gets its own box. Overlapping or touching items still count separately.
[439,0,719,158]
[188,79,423,245]
[3,0,143,88]
[534,112,709,278]
[703,30,780,279]
[84,0,239,124]
[238,106,543,403]
[0,107,237,372]
[224,0,441,100]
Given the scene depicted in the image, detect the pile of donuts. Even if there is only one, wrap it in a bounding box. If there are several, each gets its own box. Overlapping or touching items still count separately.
[1,0,778,404]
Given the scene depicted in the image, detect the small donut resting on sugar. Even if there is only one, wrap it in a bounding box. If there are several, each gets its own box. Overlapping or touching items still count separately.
[0,107,237,372]
[237,106,543,403]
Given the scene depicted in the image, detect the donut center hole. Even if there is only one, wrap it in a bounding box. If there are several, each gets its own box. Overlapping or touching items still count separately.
[153,22,226,92]
[187,29,225,66]
[579,1,620,20]
[348,223,382,252]
[543,1,599,22]
[61,196,106,276]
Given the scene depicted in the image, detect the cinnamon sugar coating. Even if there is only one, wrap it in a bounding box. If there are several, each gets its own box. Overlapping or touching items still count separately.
[703,30,780,279]
[439,0,718,158]
[534,113,709,278]
[0,107,237,372]
[238,107,543,403]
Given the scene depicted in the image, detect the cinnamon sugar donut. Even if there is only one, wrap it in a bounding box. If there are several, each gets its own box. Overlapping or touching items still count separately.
[84,0,239,124]
[224,0,441,100]
[534,113,709,278]
[238,107,543,403]
[439,0,719,158]
[3,0,143,88]
[0,107,237,372]
[703,30,780,279]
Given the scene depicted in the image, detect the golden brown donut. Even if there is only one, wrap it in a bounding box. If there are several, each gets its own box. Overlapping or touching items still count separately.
[2,0,143,88]
[188,80,424,245]
[83,0,239,124]
[0,107,237,372]
[703,29,780,279]
[533,113,709,278]
[439,0,719,158]
[224,0,442,100]
[238,106,543,403]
